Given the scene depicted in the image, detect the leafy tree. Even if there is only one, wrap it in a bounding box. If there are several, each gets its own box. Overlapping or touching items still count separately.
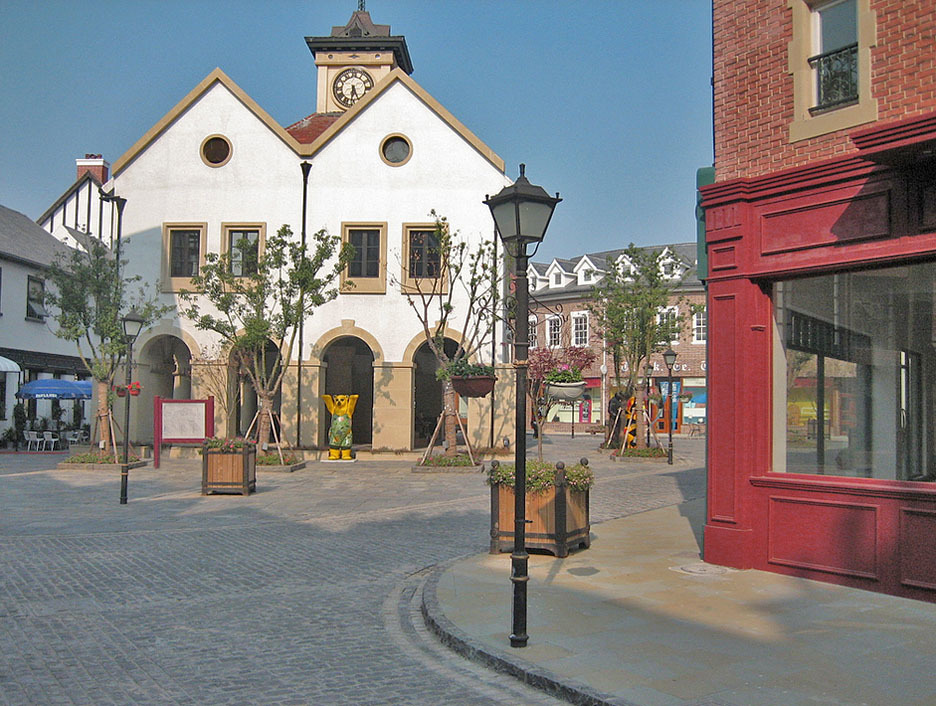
[397,212,500,456]
[179,225,352,450]
[44,238,167,451]
[588,244,686,448]
[527,345,596,460]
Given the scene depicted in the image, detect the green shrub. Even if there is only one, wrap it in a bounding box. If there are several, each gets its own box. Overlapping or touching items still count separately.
[202,437,255,452]
[419,453,477,467]
[487,459,594,493]
[611,446,667,458]
[67,450,140,464]
[257,452,300,466]
[436,358,495,381]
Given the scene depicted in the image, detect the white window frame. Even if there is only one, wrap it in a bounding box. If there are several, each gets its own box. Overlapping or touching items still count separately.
[658,306,680,345]
[528,316,538,349]
[572,312,589,347]
[547,316,561,348]
[692,309,707,344]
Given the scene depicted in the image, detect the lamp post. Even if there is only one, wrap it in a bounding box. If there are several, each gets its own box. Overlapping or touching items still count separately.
[297,161,312,448]
[663,347,677,465]
[120,308,145,504]
[485,164,561,648]
[644,361,654,447]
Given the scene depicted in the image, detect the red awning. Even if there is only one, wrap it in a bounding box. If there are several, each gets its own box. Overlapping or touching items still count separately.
[585,377,601,388]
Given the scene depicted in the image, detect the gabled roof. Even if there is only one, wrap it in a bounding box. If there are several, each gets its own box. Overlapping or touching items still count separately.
[0,204,74,268]
[37,172,102,226]
[112,67,504,177]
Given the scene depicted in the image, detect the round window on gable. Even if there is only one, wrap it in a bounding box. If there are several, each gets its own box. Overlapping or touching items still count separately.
[201,135,232,167]
[380,134,412,166]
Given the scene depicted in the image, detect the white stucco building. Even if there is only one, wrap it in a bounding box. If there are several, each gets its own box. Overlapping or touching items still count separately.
[88,9,514,450]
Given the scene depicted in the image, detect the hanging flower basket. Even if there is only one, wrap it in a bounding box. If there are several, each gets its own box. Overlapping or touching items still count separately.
[128,381,142,397]
[451,375,496,398]
[114,386,127,398]
[545,381,586,401]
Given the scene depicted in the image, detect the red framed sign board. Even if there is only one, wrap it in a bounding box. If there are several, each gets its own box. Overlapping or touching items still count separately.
[153,396,215,468]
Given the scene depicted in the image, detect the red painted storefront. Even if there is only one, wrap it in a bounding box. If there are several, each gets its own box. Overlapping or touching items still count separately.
[701,111,936,601]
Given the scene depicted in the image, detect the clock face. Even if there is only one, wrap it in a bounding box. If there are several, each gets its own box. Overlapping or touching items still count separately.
[332,68,375,109]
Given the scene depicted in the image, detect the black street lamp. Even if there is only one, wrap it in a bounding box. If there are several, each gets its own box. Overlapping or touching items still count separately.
[485,164,561,649]
[297,161,312,448]
[663,347,677,465]
[120,308,145,504]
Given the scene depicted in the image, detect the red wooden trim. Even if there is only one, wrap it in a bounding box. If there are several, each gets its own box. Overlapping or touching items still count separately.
[750,474,936,501]
[850,110,936,162]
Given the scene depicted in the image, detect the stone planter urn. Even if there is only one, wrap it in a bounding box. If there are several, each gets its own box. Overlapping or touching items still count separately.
[545,381,586,401]
[451,375,496,398]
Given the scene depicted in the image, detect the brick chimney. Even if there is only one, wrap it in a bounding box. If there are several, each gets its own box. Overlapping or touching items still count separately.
[76,154,109,183]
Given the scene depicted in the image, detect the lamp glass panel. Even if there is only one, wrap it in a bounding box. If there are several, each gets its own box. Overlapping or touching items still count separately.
[490,200,518,241]
[123,315,145,340]
[518,201,553,243]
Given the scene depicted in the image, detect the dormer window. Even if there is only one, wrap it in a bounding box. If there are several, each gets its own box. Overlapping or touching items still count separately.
[583,269,592,282]
[554,272,562,285]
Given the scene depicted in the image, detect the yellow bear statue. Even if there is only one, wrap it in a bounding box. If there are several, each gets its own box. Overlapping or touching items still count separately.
[322,394,359,460]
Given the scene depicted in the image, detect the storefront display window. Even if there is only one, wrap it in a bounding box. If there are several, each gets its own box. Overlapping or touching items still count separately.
[773,260,936,481]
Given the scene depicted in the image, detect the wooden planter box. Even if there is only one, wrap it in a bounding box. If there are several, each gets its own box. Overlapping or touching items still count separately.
[490,477,590,557]
[202,445,256,496]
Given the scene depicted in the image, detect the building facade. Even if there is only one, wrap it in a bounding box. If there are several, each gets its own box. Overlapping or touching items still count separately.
[702,0,936,600]
[69,10,514,451]
[0,205,89,438]
[528,243,707,437]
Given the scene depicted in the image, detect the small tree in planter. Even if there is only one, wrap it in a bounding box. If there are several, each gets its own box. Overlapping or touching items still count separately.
[13,402,27,449]
[487,458,594,557]
[396,212,501,457]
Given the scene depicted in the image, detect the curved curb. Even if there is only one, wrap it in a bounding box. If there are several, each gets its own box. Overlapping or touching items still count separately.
[420,559,633,706]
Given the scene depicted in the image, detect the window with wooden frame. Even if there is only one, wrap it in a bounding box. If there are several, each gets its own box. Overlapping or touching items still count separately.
[528,316,539,349]
[221,224,265,277]
[401,223,447,294]
[341,222,387,294]
[162,223,207,292]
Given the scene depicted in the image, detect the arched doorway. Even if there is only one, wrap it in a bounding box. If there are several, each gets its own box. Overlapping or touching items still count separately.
[412,339,458,448]
[321,336,374,446]
[138,335,193,442]
[230,340,283,440]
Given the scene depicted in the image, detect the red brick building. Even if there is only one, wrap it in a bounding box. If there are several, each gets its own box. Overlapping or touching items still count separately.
[702,0,936,600]
[527,243,707,437]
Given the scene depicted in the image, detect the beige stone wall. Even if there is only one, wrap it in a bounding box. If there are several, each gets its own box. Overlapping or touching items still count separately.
[372,361,413,450]
[467,364,517,450]
[278,362,323,449]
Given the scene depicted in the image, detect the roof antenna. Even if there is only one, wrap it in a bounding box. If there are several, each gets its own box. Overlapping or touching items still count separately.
[358,0,365,11]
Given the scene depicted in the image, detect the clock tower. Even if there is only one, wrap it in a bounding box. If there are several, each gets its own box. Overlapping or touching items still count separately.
[305,8,413,114]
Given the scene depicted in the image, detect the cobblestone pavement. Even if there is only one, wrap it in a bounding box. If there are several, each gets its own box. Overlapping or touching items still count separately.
[0,436,704,705]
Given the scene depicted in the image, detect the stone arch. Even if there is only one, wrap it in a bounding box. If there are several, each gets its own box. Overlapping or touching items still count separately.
[310,319,384,365]
[320,336,376,446]
[136,331,197,443]
[403,331,463,448]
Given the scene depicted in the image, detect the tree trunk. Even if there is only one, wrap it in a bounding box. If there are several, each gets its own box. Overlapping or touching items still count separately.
[635,381,648,449]
[96,379,112,451]
[257,393,274,448]
[443,380,457,457]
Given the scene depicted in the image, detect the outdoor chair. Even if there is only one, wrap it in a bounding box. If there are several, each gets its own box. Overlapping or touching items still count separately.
[64,430,81,446]
[26,431,41,451]
[43,431,60,451]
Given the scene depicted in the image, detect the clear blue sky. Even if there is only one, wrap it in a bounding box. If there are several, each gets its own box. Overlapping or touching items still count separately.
[0,0,713,263]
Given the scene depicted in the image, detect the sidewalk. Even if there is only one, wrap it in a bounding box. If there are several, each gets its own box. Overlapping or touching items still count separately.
[423,498,936,706]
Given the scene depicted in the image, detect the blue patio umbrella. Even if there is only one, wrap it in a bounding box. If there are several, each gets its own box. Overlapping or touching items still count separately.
[16,379,93,399]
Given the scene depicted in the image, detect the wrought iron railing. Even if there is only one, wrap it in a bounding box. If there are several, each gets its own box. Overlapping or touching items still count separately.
[809,43,858,112]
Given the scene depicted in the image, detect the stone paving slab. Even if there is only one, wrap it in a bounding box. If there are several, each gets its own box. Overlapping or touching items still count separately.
[426,497,936,706]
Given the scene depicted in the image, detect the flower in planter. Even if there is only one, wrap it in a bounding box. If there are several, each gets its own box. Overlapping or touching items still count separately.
[202,436,256,453]
[127,381,143,396]
[544,363,583,384]
[486,459,594,493]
